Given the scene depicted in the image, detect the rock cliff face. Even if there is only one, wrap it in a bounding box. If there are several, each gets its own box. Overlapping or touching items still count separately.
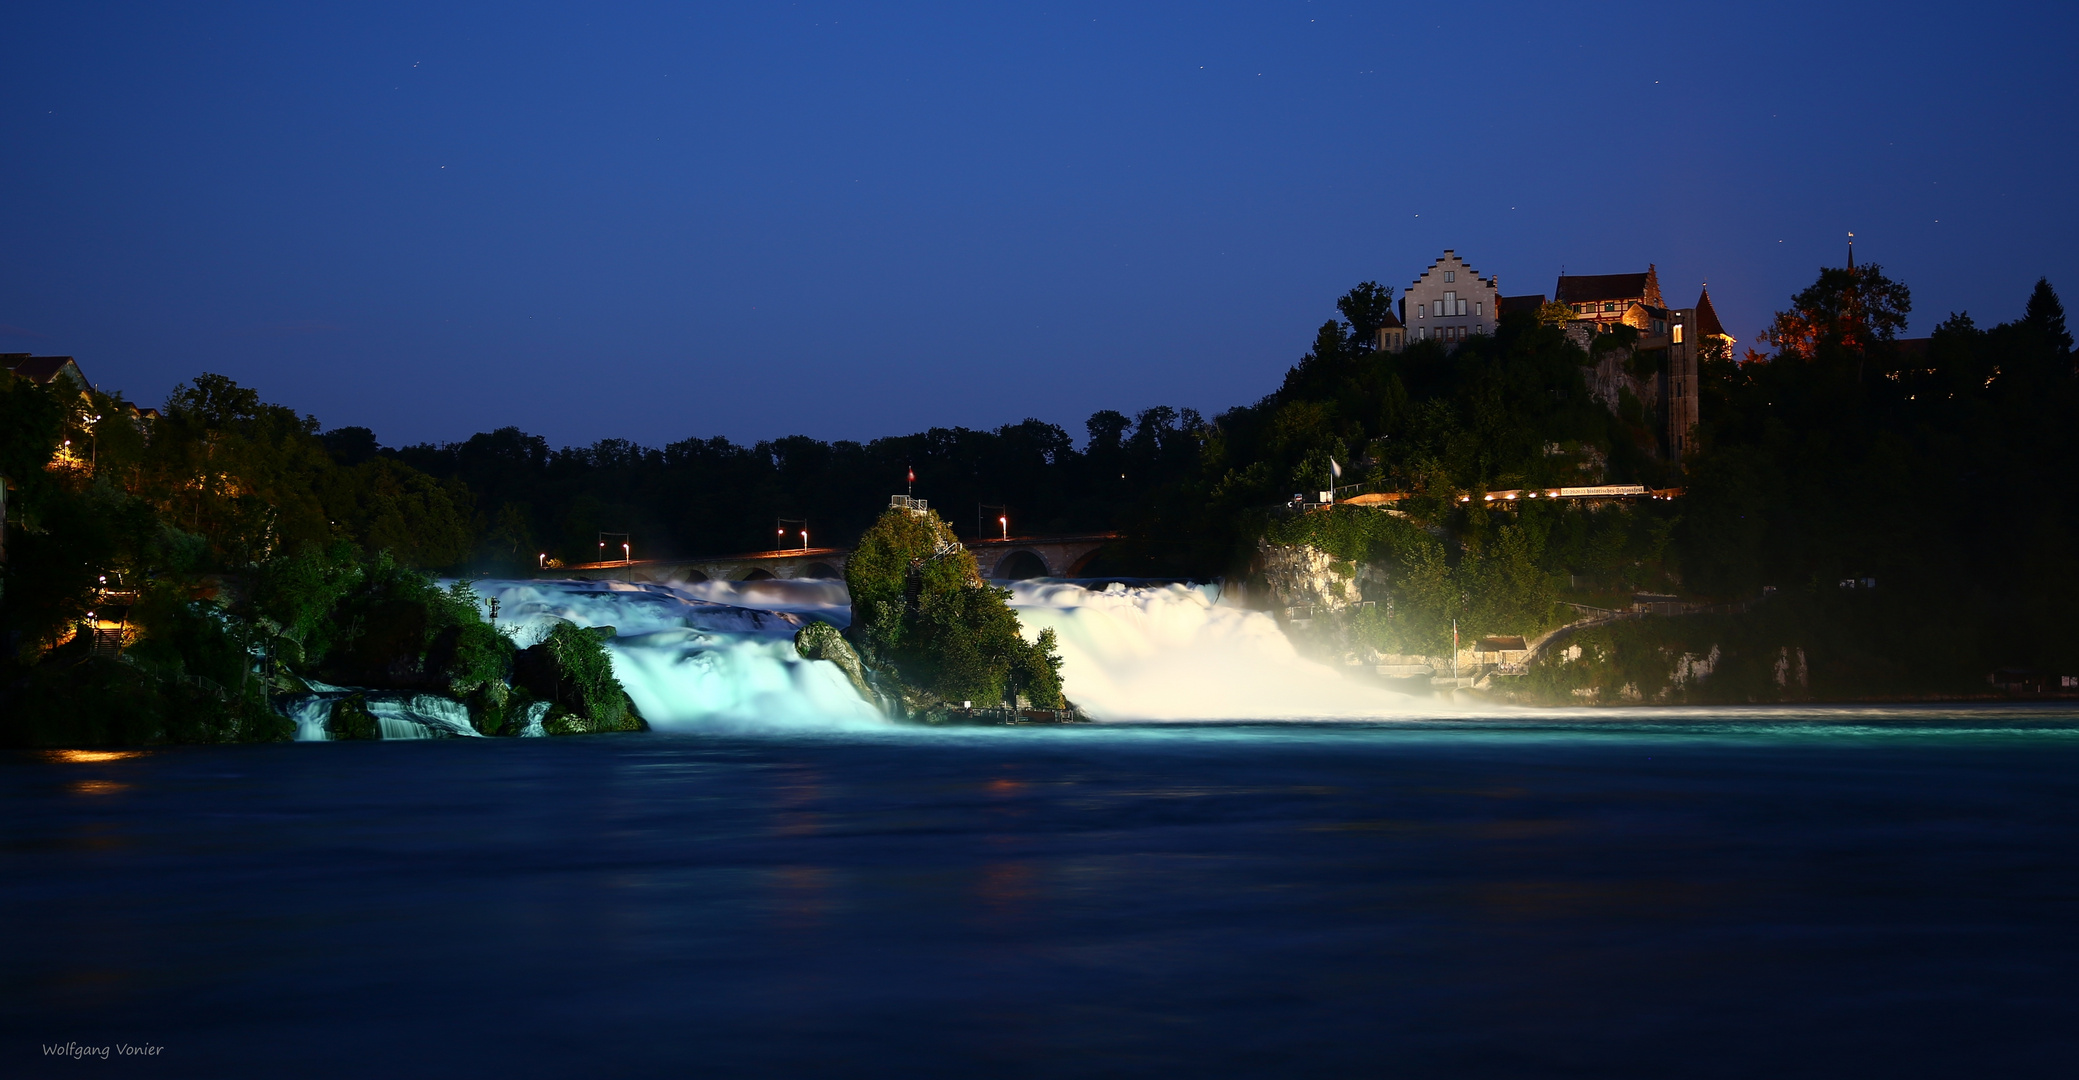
[1252,539,1370,616]
[1250,539,1459,677]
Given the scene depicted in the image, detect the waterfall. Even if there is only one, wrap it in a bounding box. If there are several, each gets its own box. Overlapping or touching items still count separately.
[470,579,882,732]
[516,700,550,737]
[376,716,434,740]
[284,696,335,741]
[462,577,1414,728]
[366,694,482,738]
[1006,581,1418,720]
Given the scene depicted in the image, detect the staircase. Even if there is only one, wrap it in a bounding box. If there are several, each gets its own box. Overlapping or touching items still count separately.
[88,627,125,659]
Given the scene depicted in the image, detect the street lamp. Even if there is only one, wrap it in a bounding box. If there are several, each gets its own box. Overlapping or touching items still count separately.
[999,515,1008,540]
[800,529,808,552]
[538,553,546,570]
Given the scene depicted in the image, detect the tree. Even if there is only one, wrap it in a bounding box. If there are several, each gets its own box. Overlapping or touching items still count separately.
[0,370,64,485]
[1759,262,1912,366]
[2022,277,2072,355]
[1337,282,1397,351]
[845,505,1065,708]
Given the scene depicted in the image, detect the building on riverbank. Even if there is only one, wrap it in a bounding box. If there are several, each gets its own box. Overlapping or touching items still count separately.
[1401,250,1499,346]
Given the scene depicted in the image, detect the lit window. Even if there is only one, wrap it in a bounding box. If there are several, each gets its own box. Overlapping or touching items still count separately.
[1475,302,1483,316]
[1672,325,1684,344]
[1603,302,1618,313]
[1456,298,1467,316]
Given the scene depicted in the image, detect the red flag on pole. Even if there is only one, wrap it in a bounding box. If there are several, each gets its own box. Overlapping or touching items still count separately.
[907,466,915,485]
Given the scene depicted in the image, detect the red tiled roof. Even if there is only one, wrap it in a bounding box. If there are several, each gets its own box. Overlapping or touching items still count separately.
[1555,273,1651,304]
[1694,288,1728,339]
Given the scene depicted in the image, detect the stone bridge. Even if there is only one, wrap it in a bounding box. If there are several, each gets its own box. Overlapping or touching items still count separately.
[556,533,1118,587]
[560,547,851,587]
[962,533,1118,580]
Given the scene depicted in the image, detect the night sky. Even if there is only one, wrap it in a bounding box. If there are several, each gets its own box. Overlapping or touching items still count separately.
[4,1,2074,448]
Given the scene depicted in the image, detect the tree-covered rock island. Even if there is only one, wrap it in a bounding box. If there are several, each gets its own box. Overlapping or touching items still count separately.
[822,500,1070,722]
[4,255,2075,744]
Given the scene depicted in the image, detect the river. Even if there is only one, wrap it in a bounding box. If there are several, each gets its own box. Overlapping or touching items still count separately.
[5,581,2076,1075]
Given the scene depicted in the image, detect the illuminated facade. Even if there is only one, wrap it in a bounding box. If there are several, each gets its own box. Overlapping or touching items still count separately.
[1366,253,1732,467]
[1400,250,1499,347]
[1555,267,1664,329]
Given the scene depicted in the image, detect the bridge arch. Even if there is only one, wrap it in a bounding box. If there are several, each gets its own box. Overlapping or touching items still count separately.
[740,569,775,581]
[798,562,840,579]
[675,569,709,584]
[994,550,1050,580]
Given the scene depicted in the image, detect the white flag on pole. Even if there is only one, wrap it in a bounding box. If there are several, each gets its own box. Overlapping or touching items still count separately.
[1329,457,1342,481]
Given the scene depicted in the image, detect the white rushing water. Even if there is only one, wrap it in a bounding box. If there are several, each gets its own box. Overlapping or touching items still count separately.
[470,579,882,732]
[459,577,1413,730]
[285,696,334,741]
[1006,581,1418,720]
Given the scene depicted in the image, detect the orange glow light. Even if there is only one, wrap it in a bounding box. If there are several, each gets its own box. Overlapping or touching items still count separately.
[47,750,147,763]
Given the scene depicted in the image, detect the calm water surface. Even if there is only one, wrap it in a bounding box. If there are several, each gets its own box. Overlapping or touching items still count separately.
[6,707,2079,1077]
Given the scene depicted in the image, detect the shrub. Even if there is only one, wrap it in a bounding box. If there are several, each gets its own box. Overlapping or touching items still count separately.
[327,694,381,740]
[516,622,639,733]
[0,657,292,748]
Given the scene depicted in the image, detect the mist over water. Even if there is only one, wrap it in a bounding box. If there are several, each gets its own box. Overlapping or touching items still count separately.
[463,577,1414,729]
[1007,581,1418,720]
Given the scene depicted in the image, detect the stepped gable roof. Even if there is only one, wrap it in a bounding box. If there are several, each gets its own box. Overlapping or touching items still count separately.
[1,354,89,391]
[1498,294,1547,317]
[1556,272,1653,304]
[1411,249,1495,289]
[1694,287,1729,339]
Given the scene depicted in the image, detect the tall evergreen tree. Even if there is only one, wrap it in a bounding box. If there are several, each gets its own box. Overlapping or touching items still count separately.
[2022,277,2072,355]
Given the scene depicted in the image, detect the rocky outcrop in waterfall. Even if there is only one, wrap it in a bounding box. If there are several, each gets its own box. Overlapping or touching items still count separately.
[794,622,876,704]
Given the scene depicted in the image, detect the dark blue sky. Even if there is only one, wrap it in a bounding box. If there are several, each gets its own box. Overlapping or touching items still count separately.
[5,2,2074,448]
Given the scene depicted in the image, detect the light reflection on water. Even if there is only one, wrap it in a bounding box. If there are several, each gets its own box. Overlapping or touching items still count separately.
[5,708,2078,1077]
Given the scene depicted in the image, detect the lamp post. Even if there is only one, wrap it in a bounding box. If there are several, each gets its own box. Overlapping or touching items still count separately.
[999,515,1008,541]
[538,553,546,571]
